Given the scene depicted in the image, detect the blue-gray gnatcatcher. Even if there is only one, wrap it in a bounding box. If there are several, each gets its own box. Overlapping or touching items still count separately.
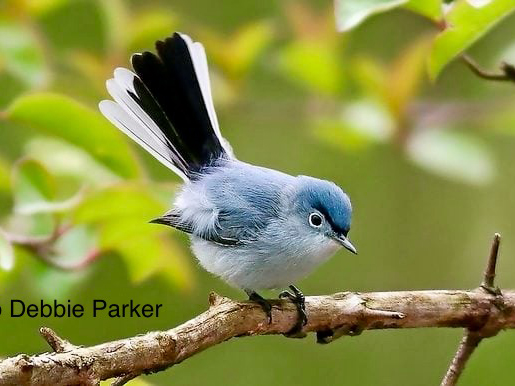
[99,32,356,330]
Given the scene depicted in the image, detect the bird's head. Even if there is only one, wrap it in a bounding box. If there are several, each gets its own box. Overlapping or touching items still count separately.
[293,176,356,254]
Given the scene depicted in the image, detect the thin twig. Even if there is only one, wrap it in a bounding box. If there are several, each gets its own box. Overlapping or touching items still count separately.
[3,225,103,271]
[482,233,501,289]
[39,327,76,353]
[440,234,503,386]
[2,231,51,248]
[111,373,137,386]
[34,248,103,271]
[3,224,71,250]
[462,55,515,83]
[441,332,482,386]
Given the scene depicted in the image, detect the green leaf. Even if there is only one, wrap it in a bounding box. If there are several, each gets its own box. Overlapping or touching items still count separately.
[158,238,193,291]
[403,0,442,21]
[30,226,94,298]
[278,41,344,94]
[114,233,192,288]
[0,157,11,192]
[25,137,119,185]
[12,158,82,215]
[224,22,273,79]
[128,10,177,53]
[353,35,431,119]
[407,129,495,185]
[315,100,393,151]
[314,121,374,152]
[73,185,192,288]
[0,231,14,271]
[28,213,56,237]
[335,0,407,32]
[73,184,166,224]
[342,101,394,141]
[98,217,160,249]
[6,93,140,178]
[97,0,129,54]
[201,21,273,80]
[22,0,70,16]
[99,216,193,287]
[428,0,515,79]
[30,267,87,298]
[351,56,388,101]
[12,158,55,215]
[386,36,432,119]
[0,18,48,87]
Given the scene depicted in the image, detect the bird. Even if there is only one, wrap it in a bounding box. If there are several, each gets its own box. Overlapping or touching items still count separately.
[99,32,356,332]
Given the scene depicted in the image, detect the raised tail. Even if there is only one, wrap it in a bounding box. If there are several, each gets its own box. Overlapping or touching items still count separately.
[99,32,233,181]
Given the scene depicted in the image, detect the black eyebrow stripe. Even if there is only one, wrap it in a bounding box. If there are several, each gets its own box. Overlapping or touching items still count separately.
[313,204,348,236]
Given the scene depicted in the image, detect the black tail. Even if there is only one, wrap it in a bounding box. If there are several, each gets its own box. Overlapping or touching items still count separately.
[99,32,232,180]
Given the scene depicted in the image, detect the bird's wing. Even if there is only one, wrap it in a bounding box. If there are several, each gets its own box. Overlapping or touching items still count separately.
[153,163,290,246]
[151,209,245,246]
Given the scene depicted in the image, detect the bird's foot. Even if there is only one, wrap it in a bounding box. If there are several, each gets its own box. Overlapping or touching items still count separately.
[246,290,272,324]
[279,285,307,335]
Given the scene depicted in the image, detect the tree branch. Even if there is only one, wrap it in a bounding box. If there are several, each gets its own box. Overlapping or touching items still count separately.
[0,288,513,385]
[462,55,515,83]
[441,233,503,386]
[0,234,512,385]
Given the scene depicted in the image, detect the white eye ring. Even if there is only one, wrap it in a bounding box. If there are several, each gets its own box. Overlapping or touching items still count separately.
[308,212,324,228]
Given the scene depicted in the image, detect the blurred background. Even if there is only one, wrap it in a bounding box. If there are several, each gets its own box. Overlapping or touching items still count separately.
[1,0,515,385]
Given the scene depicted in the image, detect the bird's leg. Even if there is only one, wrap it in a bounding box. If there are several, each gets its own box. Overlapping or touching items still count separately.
[245,289,272,323]
[279,285,307,334]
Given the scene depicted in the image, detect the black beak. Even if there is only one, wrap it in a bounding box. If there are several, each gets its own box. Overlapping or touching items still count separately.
[149,216,170,226]
[331,233,358,254]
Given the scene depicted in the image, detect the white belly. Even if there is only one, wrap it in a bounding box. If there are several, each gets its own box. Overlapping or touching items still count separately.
[190,235,341,290]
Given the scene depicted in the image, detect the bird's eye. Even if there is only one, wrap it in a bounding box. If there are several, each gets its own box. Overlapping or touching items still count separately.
[308,212,324,228]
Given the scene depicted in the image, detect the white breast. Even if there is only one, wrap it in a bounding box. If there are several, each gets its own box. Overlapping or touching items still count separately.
[190,234,341,290]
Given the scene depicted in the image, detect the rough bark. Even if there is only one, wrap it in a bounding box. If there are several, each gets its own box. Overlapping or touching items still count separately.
[0,289,512,385]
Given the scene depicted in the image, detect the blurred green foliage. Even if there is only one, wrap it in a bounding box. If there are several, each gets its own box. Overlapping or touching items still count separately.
[1,0,515,385]
[7,93,141,178]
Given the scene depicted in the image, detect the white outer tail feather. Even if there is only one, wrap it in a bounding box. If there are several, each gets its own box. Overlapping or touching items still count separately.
[99,100,189,180]
[106,69,190,171]
[98,33,233,181]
